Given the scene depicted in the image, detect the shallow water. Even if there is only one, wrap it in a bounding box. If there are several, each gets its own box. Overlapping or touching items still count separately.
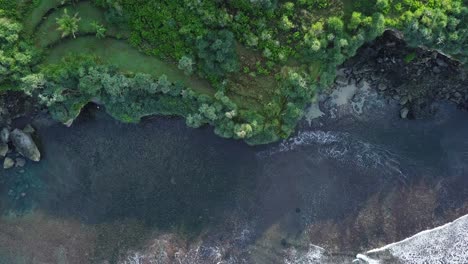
[1,101,468,263]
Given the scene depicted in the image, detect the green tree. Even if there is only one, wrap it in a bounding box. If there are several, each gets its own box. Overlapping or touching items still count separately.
[90,21,106,39]
[56,9,81,38]
[178,56,194,75]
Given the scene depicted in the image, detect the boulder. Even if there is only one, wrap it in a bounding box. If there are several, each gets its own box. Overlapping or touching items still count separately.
[0,143,8,157]
[23,124,35,134]
[0,128,9,143]
[400,96,409,105]
[15,157,26,167]
[335,75,348,86]
[378,83,387,91]
[10,129,41,162]
[436,59,448,67]
[356,78,365,89]
[3,157,14,169]
[400,107,409,119]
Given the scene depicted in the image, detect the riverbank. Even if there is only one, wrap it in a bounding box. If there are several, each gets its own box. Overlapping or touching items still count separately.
[1,27,468,263]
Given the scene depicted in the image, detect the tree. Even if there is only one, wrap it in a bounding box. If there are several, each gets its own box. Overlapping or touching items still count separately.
[375,0,390,14]
[348,12,362,31]
[234,123,253,139]
[20,74,46,96]
[158,74,171,94]
[90,21,106,39]
[186,113,204,128]
[178,56,194,75]
[56,9,81,38]
[196,30,239,78]
[327,17,344,33]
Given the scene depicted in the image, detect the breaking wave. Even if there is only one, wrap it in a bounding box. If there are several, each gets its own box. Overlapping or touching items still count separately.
[259,130,407,181]
[357,214,468,263]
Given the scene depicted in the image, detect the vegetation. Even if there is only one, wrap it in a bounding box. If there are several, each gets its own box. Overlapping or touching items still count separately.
[0,0,466,144]
[56,9,81,39]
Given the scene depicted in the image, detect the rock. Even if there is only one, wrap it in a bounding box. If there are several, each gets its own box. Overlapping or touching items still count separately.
[356,78,365,89]
[3,157,14,169]
[23,124,35,134]
[454,92,462,98]
[10,129,41,162]
[0,143,8,157]
[436,59,448,67]
[433,66,441,74]
[0,128,9,143]
[15,157,26,167]
[378,83,387,91]
[335,75,348,86]
[64,119,74,127]
[400,96,409,105]
[400,107,409,119]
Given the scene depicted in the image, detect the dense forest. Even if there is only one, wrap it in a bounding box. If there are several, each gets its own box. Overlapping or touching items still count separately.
[0,0,467,144]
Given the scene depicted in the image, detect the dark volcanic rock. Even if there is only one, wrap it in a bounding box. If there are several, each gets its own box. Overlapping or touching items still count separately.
[342,30,468,119]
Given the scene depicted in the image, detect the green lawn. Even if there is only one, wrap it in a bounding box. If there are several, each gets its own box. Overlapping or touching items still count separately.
[44,36,213,95]
[23,0,64,34]
[33,1,126,48]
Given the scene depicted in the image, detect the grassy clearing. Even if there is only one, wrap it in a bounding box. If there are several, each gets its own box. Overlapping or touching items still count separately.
[33,1,126,48]
[44,36,213,95]
[229,45,279,106]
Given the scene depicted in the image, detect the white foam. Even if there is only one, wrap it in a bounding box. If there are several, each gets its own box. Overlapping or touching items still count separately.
[284,244,327,264]
[258,130,406,180]
[330,83,358,107]
[304,102,325,124]
[357,214,468,263]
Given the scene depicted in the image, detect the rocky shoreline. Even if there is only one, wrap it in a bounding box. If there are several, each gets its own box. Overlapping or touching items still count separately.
[0,91,42,169]
[338,30,468,120]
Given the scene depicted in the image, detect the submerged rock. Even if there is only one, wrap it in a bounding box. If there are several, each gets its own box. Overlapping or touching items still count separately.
[400,107,409,119]
[10,129,41,162]
[378,83,387,91]
[0,143,7,157]
[3,157,14,169]
[15,157,26,167]
[23,124,35,134]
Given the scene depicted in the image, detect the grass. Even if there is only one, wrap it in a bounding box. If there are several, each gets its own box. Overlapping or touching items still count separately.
[230,45,279,107]
[33,1,127,48]
[30,1,212,95]
[23,0,64,34]
[44,36,213,95]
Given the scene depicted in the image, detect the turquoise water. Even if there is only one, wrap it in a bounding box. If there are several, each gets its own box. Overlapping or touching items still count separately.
[1,103,468,263]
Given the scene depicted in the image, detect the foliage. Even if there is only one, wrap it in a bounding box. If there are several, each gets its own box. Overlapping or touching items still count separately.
[56,9,81,38]
[196,30,239,79]
[0,13,34,84]
[2,0,468,145]
[90,21,106,39]
[20,55,267,142]
[178,56,194,76]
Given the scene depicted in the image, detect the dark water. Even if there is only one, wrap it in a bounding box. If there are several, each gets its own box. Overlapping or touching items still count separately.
[1,102,468,263]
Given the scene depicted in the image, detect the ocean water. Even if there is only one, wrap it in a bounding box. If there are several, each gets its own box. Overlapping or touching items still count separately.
[0,102,468,263]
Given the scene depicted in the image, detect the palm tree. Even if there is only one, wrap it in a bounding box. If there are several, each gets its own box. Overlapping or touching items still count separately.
[56,9,81,38]
[90,21,106,39]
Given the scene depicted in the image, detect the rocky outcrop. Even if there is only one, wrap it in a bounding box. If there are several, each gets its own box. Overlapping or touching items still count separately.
[10,129,41,162]
[341,30,468,119]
